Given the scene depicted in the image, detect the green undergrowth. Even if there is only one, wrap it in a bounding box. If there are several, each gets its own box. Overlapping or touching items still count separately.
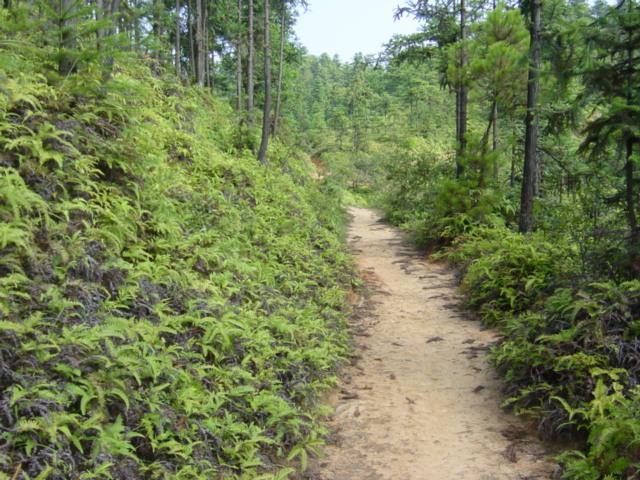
[380,138,640,478]
[0,41,352,479]
[406,218,640,479]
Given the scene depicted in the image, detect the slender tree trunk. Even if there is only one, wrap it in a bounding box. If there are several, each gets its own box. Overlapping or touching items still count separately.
[195,0,205,86]
[625,17,639,264]
[453,0,459,162]
[491,0,498,179]
[188,0,195,79]
[175,0,181,76]
[519,0,542,233]
[101,0,120,82]
[153,0,162,61]
[247,0,255,123]
[109,0,120,35]
[479,103,497,189]
[456,0,467,178]
[236,0,243,111]
[204,0,211,88]
[3,0,11,9]
[134,0,141,50]
[510,146,516,188]
[96,0,104,52]
[272,4,286,137]
[455,88,460,163]
[492,102,498,151]
[57,0,75,75]
[625,138,639,257]
[492,100,498,177]
[257,0,271,164]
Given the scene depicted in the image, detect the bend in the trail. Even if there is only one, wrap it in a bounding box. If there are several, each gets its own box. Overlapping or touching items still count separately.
[307,207,555,480]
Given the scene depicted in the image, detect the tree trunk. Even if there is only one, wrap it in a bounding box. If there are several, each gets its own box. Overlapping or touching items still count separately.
[204,0,211,88]
[456,0,467,178]
[491,0,498,179]
[133,0,141,49]
[625,138,639,260]
[152,0,162,61]
[257,0,271,164]
[247,0,255,123]
[175,0,181,76]
[195,0,205,86]
[478,103,497,188]
[96,0,104,52]
[236,0,243,111]
[510,145,516,188]
[492,102,498,151]
[455,88,460,168]
[57,0,75,75]
[626,18,638,266]
[272,4,286,137]
[188,0,195,79]
[108,0,119,36]
[492,100,498,177]
[101,0,120,82]
[519,0,542,233]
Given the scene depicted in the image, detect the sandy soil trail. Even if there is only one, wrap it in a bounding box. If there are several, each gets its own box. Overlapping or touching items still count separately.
[307,207,555,480]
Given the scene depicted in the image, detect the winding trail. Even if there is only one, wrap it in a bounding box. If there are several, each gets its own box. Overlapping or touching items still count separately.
[308,207,555,480]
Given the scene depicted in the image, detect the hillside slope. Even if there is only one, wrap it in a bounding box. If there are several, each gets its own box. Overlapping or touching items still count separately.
[0,45,352,479]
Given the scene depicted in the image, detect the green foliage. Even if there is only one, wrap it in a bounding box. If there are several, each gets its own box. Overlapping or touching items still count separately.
[0,38,352,479]
[450,227,571,324]
[491,281,640,464]
[355,2,640,476]
[558,384,640,479]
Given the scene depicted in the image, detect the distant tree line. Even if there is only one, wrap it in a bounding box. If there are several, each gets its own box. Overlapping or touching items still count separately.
[1,0,309,163]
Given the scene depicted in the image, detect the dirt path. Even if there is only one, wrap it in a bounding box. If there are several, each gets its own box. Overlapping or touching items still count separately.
[308,207,555,480]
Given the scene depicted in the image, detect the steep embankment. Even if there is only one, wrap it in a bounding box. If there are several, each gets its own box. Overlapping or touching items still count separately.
[0,53,352,478]
[309,208,554,480]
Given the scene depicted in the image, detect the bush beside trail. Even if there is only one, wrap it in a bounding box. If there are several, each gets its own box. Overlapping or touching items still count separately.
[379,136,640,479]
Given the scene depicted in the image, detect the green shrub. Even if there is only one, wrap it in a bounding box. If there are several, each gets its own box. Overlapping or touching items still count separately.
[455,228,572,325]
[492,281,640,446]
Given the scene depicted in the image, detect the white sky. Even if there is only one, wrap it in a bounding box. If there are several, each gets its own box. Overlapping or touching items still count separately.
[294,0,422,60]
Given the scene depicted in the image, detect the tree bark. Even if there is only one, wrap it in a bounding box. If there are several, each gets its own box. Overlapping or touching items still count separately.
[492,100,498,177]
[625,138,638,258]
[492,101,498,151]
[108,0,120,36]
[195,0,205,86]
[204,0,211,88]
[247,0,255,123]
[152,0,162,61]
[625,15,638,265]
[455,0,467,178]
[101,0,120,82]
[257,0,271,164]
[188,0,195,79]
[57,0,75,75]
[133,0,142,50]
[236,0,243,111]
[519,0,542,233]
[96,0,104,52]
[272,4,286,137]
[510,144,516,188]
[455,88,460,163]
[175,0,181,76]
